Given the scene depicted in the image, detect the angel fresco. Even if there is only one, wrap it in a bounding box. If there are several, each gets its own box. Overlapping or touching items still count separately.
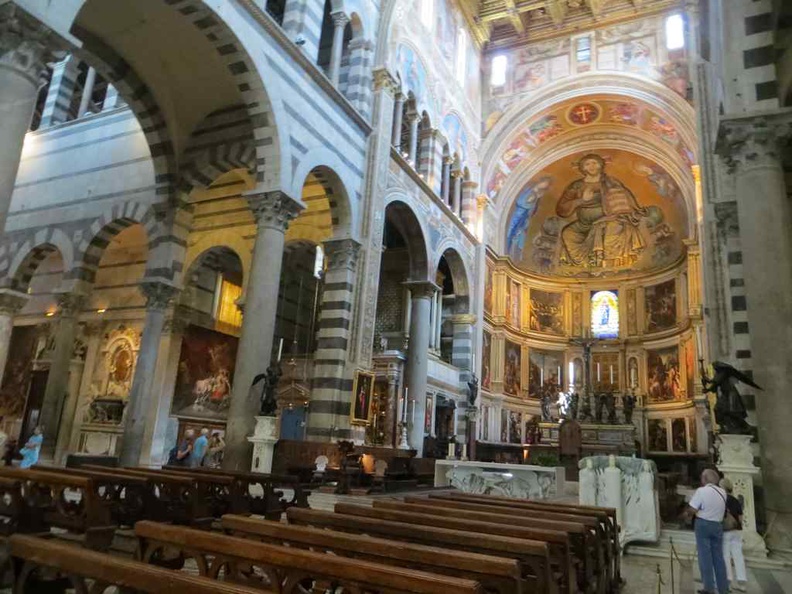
[556,154,647,269]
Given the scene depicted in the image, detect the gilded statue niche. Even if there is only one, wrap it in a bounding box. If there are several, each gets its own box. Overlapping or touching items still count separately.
[83,325,141,425]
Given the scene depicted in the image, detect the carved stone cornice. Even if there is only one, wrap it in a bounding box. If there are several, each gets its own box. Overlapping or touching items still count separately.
[402,280,441,300]
[245,191,304,232]
[139,281,180,311]
[324,238,362,272]
[56,292,87,318]
[0,5,65,84]
[372,67,399,95]
[0,289,28,316]
[716,112,792,172]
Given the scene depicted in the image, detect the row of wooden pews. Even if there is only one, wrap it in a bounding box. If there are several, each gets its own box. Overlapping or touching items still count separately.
[0,463,621,593]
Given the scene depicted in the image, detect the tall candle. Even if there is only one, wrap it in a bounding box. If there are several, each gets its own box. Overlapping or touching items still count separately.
[402,387,409,422]
[540,368,544,386]
[597,363,601,382]
[609,365,613,385]
[557,366,561,385]
[453,408,458,435]
[277,337,283,362]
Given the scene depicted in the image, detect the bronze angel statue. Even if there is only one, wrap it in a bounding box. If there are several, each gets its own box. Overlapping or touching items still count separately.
[702,361,762,435]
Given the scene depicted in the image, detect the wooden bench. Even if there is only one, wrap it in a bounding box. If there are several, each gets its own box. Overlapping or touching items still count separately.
[10,534,267,594]
[0,467,116,550]
[128,466,236,519]
[399,496,607,594]
[334,502,579,594]
[286,507,557,594]
[433,492,621,590]
[134,520,484,594]
[0,476,24,536]
[221,513,524,594]
[162,465,310,519]
[82,465,207,527]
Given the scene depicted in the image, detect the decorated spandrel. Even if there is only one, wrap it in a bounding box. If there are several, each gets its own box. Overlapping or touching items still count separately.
[591,290,619,339]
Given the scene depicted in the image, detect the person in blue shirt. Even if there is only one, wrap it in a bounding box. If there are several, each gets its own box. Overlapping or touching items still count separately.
[18,426,43,469]
[190,427,209,468]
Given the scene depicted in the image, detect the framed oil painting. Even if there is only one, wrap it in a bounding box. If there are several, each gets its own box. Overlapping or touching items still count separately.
[172,325,238,420]
[646,347,681,402]
[645,279,676,332]
[528,349,564,397]
[509,411,523,444]
[671,418,687,452]
[351,370,375,425]
[529,289,564,335]
[484,262,494,316]
[481,330,492,390]
[503,340,522,397]
[647,419,668,452]
[507,278,521,328]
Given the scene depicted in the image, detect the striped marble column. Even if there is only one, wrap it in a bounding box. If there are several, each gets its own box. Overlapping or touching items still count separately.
[307,238,361,441]
[461,180,478,226]
[282,0,323,63]
[451,314,476,379]
[345,38,373,119]
[40,55,80,127]
[427,129,446,196]
[417,127,434,184]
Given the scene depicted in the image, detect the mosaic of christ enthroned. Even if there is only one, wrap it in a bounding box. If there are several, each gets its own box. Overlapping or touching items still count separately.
[506,149,688,278]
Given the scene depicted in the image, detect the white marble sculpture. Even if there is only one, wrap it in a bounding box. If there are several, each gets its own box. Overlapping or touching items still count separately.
[435,460,563,500]
[579,455,660,546]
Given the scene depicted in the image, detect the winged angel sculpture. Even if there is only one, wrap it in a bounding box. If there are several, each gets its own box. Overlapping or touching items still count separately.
[702,361,762,435]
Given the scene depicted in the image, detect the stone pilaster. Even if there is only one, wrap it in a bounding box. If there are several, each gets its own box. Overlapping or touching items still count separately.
[119,281,179,466]
[0,289,28,387]
[716,112,792,554]
[353,68,398,368]
[39,291,86,458]
[345,38,373,118]
[0,5,64,232]
[307,238,361,441]
[223,191,303,470]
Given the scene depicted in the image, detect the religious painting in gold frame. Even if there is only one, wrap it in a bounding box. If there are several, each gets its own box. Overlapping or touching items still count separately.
[350,370,375,425]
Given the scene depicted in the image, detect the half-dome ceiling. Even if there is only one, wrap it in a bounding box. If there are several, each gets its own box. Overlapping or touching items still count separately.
[505,148,688,279]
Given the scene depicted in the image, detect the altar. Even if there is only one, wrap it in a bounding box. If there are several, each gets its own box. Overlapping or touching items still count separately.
[539,421,636,456]
[435,459,565,500]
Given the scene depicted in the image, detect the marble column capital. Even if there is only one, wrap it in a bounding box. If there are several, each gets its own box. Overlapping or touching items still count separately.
[403,280,441,300]
[324,238,362,271]
[716,113,792,172]
[373,67,399,95]
[56,291,87,318]
[139,281,180,311]
[330,10,350,28]
[0,5,65,85]
[245,191,304,232]
[0,289,28,316]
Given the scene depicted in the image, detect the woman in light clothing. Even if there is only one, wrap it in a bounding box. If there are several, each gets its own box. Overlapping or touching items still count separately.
[720,478,747,592]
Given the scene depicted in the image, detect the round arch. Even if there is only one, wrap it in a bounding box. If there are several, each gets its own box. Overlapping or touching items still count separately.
[6,228,75,290]
[183,232,253,293]
[290,153,359,241]
[382,197,431,282]
[434,245,472,314]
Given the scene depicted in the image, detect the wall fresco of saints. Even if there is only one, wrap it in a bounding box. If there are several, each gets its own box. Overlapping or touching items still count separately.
[645,279,676,332]
[529,289,564,334]
[503,340,522,397]
[646,347,682,402]
[505,149,687,278]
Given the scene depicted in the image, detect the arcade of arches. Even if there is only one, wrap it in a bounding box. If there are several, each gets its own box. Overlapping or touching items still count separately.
[2,0,792,561]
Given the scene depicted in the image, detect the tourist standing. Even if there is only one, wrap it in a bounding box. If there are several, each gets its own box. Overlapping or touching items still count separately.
[169,429,194,466]
[204,432,225,468]
[18,426,43,469]
[686,469,729,594]
[720,478,747,592]
[191,428,209,467]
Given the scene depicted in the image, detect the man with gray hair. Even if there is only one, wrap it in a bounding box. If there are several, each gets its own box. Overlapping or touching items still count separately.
[686,468,729,593]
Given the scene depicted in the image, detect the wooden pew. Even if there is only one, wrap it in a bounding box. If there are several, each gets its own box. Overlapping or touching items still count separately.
[398,496,607,593]
[43,466,152,527]
[334,502,580,594]
[0,476,24,536]
[221,513,525,594]
[128,466,236,519]
[134,520,484,594]
[0,467,116,550]
[432,492,621,590]
[286,507,559,594]
[82,465,207,527]
[162,465,310,519]
[10,534,267,594]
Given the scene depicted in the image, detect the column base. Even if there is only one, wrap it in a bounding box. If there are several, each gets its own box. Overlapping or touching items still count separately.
[764,510,792,560]
[247,416,278,474]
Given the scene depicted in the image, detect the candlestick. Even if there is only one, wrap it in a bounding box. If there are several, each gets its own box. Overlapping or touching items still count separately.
[453,408,458,435]
[277,337,283,362]
[540,368,544,387]
[609,365,613,385]
[557,365,561,385]
[597,363,601,382]
[402,387,409,423]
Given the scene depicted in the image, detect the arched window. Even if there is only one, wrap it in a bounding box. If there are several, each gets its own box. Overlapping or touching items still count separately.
[591,290,619,339]
[455,28,467,83]
[665,14,685,50]
[490,55,507,87]
[420,0,434,29]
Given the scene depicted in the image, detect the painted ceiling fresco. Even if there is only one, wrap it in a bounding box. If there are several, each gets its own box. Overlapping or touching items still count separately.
[505,148,688,279]
[485,96,695,201]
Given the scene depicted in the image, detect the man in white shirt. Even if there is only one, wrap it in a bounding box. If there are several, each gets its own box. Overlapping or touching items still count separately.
[686,468,729,594]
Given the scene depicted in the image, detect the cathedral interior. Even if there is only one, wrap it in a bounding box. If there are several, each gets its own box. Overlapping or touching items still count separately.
[1,0,792,590]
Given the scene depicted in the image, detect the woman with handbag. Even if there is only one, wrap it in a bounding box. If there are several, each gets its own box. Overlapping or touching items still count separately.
[720,478,747,592]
